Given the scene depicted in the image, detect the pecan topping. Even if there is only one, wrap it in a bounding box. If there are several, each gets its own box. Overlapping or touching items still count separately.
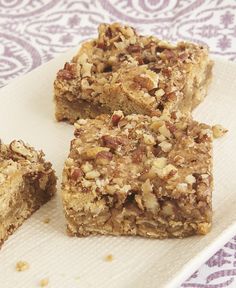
[105,27,112,38]
[71,168,83,181]
[101,135,128,150]
[57,63,75,80]
[163,49,176,59]
[74,128,83,137]
[134,75,155,91]
[127,44,142,53]
[96,151,113,165]
[111,114,122,126]
[166,121,176,134]
[132,145,146,163]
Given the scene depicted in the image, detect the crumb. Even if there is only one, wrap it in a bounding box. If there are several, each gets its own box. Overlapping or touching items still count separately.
[104,254,113,262]
[39,278,49,287]
[43,217,50,224]
[212,124,228,138]
[15,261,29,272]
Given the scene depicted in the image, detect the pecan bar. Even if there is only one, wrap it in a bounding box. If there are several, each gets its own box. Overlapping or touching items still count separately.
[54,23,213,123]
[0,140,56,247]
[62,111,213,238]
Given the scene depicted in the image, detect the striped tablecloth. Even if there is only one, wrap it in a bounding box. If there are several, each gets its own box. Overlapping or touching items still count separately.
[0,1,235,287]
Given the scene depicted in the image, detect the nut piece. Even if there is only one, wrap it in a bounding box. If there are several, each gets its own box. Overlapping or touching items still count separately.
[142,179,159,212]
[143,133,155,145]
[81,147,109,160]
[212,124,228,139]
[15,261,29,272]
[176,183,188,192]
[96,151,113,165]
[10,140,34,159]
[101,135,128,150]
[155,164,178,179]
[161,201,175,216]
[71,167,83,181]
[159,141,172,152]
[153,157,167,169]
[134,74,157,90]
[85,170,100,179]
[158,124,171,138]
[185,174,196,185]
[111,110,124,126]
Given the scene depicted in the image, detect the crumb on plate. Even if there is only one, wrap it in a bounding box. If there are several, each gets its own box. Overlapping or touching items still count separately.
[39,278,49,287]
[15,261,29,272]
[43,217,50,224]
[104,254,113,262]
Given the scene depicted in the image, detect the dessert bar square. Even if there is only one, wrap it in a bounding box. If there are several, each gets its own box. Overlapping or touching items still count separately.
[0,140,56,247]
[62,111,213,238]
[54,23,213,123]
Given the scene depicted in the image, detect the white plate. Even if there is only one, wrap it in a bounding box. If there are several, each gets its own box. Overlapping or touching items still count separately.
[0,50,236,288]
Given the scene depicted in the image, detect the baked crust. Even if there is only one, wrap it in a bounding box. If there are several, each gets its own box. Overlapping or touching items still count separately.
[54,23,213,123]
[0,140,57,247]
[62,111,213,238]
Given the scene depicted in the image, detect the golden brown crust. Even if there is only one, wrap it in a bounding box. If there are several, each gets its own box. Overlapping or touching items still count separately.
[54,23,213,123]
[62,111,213,238]
[0,140,57,248]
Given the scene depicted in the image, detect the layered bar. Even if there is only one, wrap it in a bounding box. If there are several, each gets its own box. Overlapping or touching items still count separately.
[0,140,56,247]
[54,23,213,123]
[62,111,213,238]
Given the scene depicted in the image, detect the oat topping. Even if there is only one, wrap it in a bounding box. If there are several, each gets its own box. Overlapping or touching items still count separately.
[54,23,213,123]
[62,111,213,238]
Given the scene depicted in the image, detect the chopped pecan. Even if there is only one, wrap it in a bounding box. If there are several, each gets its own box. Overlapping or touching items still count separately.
[179,52,188,61]
[96,151,113,165]
[149,64,162,73]
[132,145,146,163]
[105,27,112,38]
[134,75,155,91]
[97,42,106,50]
[71,168,83,181]
[101,135,128,150]
[74,128,83,137]
[81,147,109,160]
[127,44,141,53]
[166,92,176,101]
[163,49,176,59]
[152,145,162,157]
[149,88,158,96]
[166,121,176,134]
[111,111,124,126]
[111,114,121,126]
[57,63,75,80]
